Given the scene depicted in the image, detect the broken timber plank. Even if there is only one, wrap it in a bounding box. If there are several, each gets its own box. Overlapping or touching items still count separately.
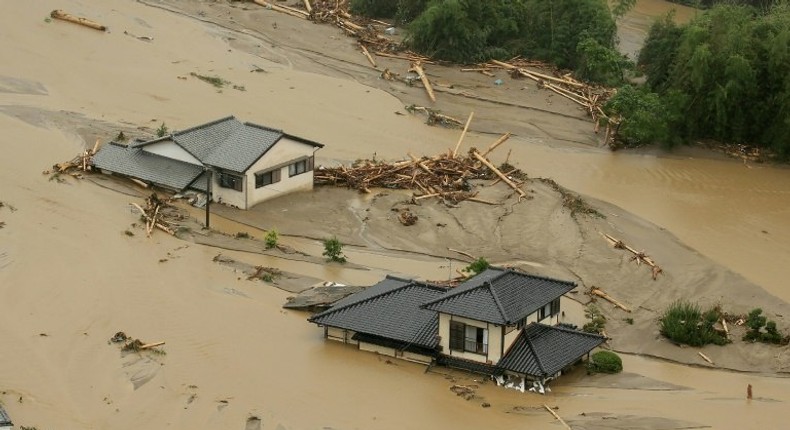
[252,0,308,19]
[452,112,474,158]
[481,132,512,157]
[359,44,377,68]
[139,341,165,350]
[698,351,715,365]
[50,10,107,31]
[409,62,436,102]
[543,405,573,430]
[590,287,631,312]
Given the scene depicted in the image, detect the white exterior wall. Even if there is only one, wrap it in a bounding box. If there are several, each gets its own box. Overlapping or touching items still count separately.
[438,313,502,364]
[326,327,358,345]
[358,342,433,364]
[141,139,202,165]
[245,137,316,208]
[503,325,520,352]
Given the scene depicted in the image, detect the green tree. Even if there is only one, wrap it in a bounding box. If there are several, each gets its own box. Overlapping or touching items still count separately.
[323,236,347,263]
[604,85,673,147]
[350,0,399,18]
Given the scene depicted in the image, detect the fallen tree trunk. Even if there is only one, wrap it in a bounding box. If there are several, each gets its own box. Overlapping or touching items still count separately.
[481,133,511,157]
[50,10,107,31]
[359,44,376,68]
[472,151,526,199]
[543,405,572,430]
[409,62,436,102]
[589,287,631,312]
[139,341,165,350]
[698,351,715,365]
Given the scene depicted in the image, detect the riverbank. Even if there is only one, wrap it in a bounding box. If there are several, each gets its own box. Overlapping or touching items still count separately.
[1,1,789,429]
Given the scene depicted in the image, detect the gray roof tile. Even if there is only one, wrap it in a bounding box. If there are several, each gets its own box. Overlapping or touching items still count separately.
[309,279,447,349]
[93,142,204,190]
[0,405,13,426]
[422,268,576,325]
[497,323,606,377]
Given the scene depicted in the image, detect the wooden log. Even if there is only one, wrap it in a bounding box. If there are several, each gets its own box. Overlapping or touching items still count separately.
[139,341,165,350]
[341,19,364,32]
[472,151,526,199]
[543,84,588,107]
[722,318,730,338]
[409,62,436,103]
[448,247,476,261]
[543,405,572,430]
[590,287,631,312]
[481,132,511,157]
[130,178,149,188]
[467,197,499,205]
[373,51,436,64]
[528,69,586,88]
[452,112,474,158]
[92,138,101,155]
[359,44,377,68]
[50,10,107,31]
[252,1,308,19]
[698,351,714,365]
[303,0,312,13]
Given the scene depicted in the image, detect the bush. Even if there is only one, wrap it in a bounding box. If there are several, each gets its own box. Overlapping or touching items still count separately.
[323,236,346,263]
[587,350,623,374]
[156,122,169,137]
[604,85,676,148]
[659,300,729,347]
[465,257,489,275]
[583,304,607,334]
[743,308,787,344]
[350,0,398,18]
[264,229,278,249]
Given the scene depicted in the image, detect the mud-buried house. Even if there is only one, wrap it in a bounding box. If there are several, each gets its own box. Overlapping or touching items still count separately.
[309,267,606,390]
[93,116,324,209]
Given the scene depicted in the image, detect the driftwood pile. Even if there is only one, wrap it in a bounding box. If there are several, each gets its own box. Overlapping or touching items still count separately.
[601,233,663,280]
[44,139,101,179]
[130,194,184,237]
[315,121,527,205]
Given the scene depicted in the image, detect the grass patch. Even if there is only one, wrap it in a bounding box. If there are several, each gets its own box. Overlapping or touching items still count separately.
[190,72,229,88]
[659,300,729,347]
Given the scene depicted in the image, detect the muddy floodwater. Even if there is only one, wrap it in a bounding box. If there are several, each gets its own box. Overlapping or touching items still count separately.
[1,1,789,429]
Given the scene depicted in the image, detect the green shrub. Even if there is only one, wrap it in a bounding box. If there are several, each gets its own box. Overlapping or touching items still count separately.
[587,350,623,374]
[743,308,787,344]
[659,300,729,347]
[350,0,398,18]
[465,257,489,275]
[264,229,279,249]
[583,304,606,334]
[156,122,169,137]
[323,236,347,263]
[603,85,674,148]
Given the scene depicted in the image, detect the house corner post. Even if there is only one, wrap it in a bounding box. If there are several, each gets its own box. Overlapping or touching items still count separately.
[205,168,212,229]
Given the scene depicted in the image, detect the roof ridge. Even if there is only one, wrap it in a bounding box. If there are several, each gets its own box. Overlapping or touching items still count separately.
[483,281,509,324]
[503,268,577,287]
[244,121,283,134]
[309,281,419,321]
[522,327,548,377]
[173,115,237,136]
[536,322,606,339]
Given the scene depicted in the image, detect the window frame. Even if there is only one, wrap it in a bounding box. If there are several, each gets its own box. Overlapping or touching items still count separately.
[448,320,488,355]
[255,168,281,189]
[288,156,314,177]
[218,171,243,192]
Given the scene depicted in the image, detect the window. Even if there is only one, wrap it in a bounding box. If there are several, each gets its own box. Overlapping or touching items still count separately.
[449,320,488,355]
[218,172,243,191]
[538,298,561,321]
[255,168,281,188]
[288,156,314,177]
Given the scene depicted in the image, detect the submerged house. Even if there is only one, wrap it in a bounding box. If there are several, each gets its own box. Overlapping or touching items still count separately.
[93,116,324,209]
[0,405,12,430]
[309,267,606,388]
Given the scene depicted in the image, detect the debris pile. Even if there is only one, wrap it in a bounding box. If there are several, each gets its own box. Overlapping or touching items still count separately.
[395,208,418,226]
[109,331,165,352]
[130,193,186,237]
[450,384,477,400]
[601,233,663,280]
[315,121,527,205]
[44,139,101,180]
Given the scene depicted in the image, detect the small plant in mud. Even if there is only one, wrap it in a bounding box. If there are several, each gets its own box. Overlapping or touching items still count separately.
[123,229,135,237]
[587,350,623,374]
[235,231,251,239]
[323,236,346,263]
[659,300,729,347]
[156,122,169,137]
[623,317,634,325]
[465,257,490,276]
[190,72,229,88]
[743,308,788,345]
[264,229,279,249]
[115,131,128,142]
[582,304,607,334]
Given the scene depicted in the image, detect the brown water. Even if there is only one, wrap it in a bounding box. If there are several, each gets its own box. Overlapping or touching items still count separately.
[618,0,699,59]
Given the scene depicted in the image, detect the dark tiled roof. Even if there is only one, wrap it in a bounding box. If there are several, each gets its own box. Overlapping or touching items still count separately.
[92,142,204,190]
[328,275,412,309]
[437,355,504,376]
[169,117,323,173]
[0,405,12,426]
[422,267,576,325]
[497,323,606,377]
[309,279,447,349]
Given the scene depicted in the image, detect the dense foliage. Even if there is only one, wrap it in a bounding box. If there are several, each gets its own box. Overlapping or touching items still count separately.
[404,0,626,80]
[743,308,789,344]
[659,301,729,346]
[465,257,490,275]
[633,4,790,157]
[587,350,623,374]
